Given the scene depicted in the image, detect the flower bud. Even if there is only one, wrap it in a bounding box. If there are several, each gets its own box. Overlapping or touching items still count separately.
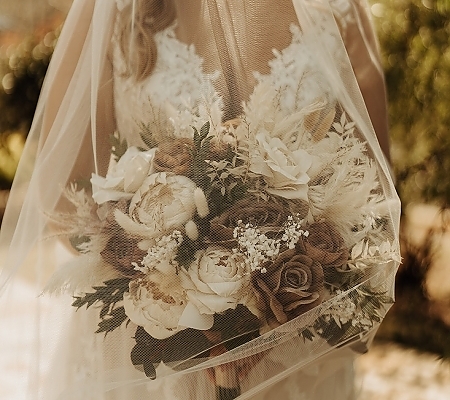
[185,220,199,241]
[194,188,210,218]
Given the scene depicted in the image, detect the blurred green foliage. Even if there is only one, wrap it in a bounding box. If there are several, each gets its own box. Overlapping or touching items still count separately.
[0,132,25,189]
[0,29,58,189]
[372,0,450,205]
[0,31,57,132]
[371,0,450,357]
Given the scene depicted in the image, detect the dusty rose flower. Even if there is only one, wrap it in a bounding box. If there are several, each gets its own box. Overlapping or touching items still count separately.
[153,138,194,175]
[299,221,348,268]
[209,198,289,244]
[101,231,147,277]
[253,249,324,327]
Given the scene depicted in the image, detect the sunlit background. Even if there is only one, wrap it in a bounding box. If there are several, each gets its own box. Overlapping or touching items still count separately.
[0,0,449,399]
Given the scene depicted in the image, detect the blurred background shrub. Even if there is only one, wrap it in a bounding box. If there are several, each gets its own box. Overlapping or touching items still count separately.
[0,11,60,190]
[371,0,450,357]
[373,0,450,206]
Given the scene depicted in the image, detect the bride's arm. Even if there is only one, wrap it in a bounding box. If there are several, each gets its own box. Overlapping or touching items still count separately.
[336,0,391,161]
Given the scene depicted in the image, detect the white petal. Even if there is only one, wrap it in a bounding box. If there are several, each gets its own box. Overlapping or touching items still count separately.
[185,220,199,241]
[194,188,210,218]
[178,301,214,330]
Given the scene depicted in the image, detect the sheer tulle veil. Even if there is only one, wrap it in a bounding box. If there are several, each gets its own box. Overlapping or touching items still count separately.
[0,0,400,399]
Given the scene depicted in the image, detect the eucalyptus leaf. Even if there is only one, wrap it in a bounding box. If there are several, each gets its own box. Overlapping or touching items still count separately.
[109,132,128,161]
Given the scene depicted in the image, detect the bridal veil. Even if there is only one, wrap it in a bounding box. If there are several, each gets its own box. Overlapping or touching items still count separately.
[0,0,400,399]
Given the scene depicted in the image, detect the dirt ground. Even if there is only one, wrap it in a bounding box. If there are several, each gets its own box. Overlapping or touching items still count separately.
[356,342,450,400]
[354,204,450,400]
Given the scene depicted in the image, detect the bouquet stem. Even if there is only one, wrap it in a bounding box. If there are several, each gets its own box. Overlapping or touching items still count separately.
[214,362,240,400]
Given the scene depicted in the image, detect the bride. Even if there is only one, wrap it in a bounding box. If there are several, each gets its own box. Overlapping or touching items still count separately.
[0,0,400,399]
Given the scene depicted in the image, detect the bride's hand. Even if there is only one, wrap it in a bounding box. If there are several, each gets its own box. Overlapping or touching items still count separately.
[206,344,264,385]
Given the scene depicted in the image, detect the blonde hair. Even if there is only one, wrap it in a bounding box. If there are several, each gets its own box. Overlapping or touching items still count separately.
[119,0,176,81]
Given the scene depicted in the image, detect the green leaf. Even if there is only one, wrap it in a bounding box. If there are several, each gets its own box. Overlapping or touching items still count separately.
[191,124,212,169]
[96,306,128,334]
[99,304,110,319]
[72,278,132,335]
[72,292,99,309]
[69,235,91,253]
[200,121,210,139]
[143,361,157,380]
[175,236,198,269]
[300,328,315,342]
[109,132,128,161]
[137,123,158,149]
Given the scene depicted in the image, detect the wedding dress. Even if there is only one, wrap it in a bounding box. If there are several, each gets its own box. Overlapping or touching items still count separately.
[0,0,400,399]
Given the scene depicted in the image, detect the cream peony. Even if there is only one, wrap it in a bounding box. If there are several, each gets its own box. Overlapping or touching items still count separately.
[91,146,156,204]
[123,273,188,339]
[180,246,255,329]
[114,172,197,238]
[249,132,312,200]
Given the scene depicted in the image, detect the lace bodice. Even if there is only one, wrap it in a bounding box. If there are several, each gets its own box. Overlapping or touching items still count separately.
[111,20,336,148]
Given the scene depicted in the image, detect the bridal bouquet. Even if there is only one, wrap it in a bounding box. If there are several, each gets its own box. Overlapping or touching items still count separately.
[47,89,400,395]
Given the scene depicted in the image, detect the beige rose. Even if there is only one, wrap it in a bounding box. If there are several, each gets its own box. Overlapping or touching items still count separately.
[153,138,194,175]
[249,133,313,200]
[91,146,156,204]
[253,249,324,327]
[180,246,254,330]
[299,221,348,268]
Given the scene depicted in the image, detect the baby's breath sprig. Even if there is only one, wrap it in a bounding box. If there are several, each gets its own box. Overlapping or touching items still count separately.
[137,231,183,275]
[281,214,308,249]
[232,214,309,272]
[233,221,280,272]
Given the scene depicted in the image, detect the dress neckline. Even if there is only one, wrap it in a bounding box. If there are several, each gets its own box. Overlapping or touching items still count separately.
[154,20,304,82]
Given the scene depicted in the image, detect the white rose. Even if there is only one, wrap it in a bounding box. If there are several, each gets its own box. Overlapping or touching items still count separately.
[123,274,188,339]
[91,147,156,204]
[179,246,253,330]
[249,133,312,200]
[114,172,197,238]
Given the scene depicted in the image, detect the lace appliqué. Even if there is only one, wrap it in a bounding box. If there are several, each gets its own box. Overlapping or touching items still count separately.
[112,21,220,147]
[254,24,332,116]
[111,21,337,148]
